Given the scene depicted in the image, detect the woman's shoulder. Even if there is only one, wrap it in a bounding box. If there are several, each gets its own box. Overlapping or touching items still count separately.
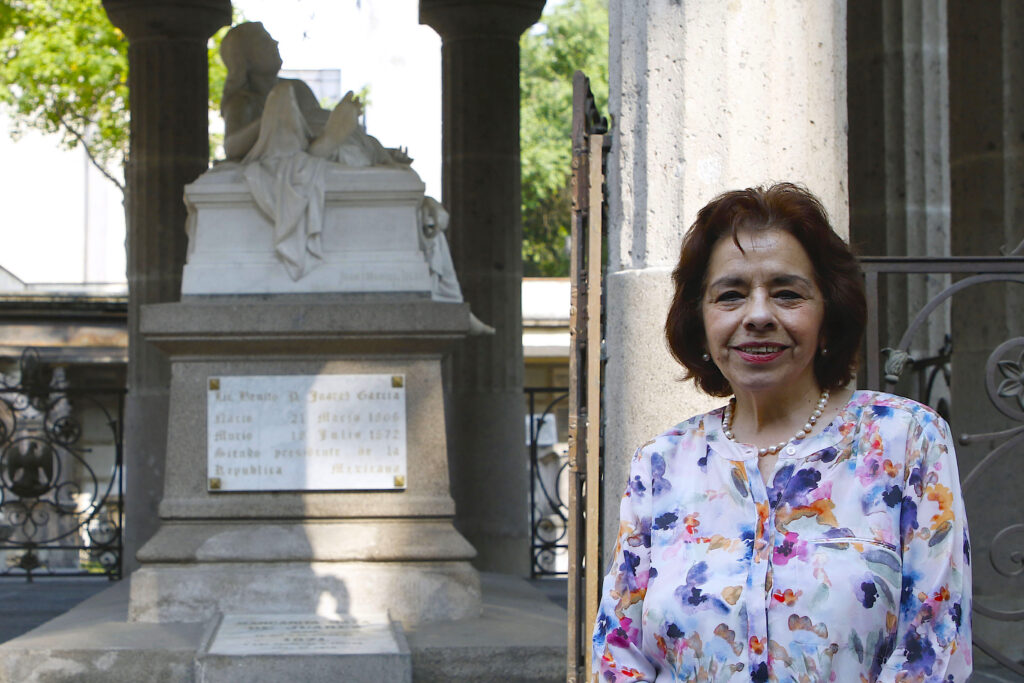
[844,390,952,443]
[633,406,725,458]
[846,389,945,422]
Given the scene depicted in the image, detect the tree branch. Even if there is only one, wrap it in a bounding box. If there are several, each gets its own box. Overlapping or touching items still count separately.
[57,115,125,194]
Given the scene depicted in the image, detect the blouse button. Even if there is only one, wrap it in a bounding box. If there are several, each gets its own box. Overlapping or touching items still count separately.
[786,446,796,455]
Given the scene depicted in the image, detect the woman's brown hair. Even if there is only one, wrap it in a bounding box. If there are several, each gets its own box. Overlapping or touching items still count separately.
[664,182,866,397]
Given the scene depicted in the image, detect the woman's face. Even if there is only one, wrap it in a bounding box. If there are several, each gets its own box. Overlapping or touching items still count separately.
[702,228,825,401]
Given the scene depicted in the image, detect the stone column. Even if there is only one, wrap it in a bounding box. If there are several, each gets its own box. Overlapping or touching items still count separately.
[949,0,1024,402]
[948,0,1024,655]
[604,0,848,559]
[847,0,950,362]
[102,0,231,568]
[419,0,545,574]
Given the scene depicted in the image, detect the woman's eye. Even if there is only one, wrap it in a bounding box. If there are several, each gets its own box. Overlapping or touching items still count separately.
[775,290,802,300]
[716,291,743,302]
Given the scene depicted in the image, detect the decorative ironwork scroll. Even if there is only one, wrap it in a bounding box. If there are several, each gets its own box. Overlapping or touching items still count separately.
[0,349,124,581]
[864,254,1024,677]
[526,387,569,578]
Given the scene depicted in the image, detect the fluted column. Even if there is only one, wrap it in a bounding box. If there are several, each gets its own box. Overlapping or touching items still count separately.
[847,1,951,358]
[102,0,231,569]
[420,0,545,574]
[948,0,1024,652]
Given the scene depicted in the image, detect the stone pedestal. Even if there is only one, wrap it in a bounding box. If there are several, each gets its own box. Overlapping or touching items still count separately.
[131,298,480,626]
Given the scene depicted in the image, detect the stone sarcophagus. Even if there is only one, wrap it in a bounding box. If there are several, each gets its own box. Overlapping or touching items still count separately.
[181,164,459,300]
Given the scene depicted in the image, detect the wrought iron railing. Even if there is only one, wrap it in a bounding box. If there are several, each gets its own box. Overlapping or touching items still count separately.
[0,349,124,581]
[861,254,1024,678]
[526,386,570,578]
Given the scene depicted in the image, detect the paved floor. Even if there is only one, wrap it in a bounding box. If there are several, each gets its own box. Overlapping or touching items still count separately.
[0,578,1018,681]
[528,577,568,610]
[0,577,111,645]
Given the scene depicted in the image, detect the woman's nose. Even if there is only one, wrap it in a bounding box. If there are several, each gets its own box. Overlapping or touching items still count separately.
[743,292,775,329]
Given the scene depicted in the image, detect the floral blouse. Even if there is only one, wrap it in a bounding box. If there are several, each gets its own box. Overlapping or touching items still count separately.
[593,391,972,682]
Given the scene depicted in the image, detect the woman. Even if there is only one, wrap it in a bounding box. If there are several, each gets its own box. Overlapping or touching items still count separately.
[593,183,971,682]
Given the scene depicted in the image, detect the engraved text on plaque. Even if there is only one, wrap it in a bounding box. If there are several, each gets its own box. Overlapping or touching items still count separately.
[207,374,406,491]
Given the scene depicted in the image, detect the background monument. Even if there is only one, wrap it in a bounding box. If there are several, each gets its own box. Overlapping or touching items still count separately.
[0,19,563,683]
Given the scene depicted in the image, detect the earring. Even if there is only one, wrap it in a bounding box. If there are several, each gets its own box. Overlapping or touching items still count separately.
[701,352,711,362]
[820,348,829,356]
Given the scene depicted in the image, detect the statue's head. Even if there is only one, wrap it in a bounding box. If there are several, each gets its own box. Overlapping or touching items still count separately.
[221,22,283,79]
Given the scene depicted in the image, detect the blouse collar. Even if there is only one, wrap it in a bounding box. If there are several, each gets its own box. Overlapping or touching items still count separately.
[705,390,866,462]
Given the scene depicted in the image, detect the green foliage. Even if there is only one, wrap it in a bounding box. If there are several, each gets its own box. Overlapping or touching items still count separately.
[520,0,608,277]
[207,23,231,159]
[0,0,231,192]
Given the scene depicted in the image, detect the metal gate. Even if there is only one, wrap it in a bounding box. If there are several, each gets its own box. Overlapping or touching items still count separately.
[566,70,609,683]
[862,252,1024,678]
[527,386,570,578]
[0,349,124,581]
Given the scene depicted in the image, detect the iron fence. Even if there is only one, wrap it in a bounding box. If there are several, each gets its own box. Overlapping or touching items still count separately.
[861,254,1024,677]
[526,386,570,578]
[0,349,124,581]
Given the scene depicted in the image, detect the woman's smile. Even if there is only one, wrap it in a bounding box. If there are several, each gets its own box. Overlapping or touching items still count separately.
[732,342,789,363]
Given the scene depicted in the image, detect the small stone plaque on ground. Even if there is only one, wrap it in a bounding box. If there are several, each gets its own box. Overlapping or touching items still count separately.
[207,373,406,491]
[208,614,402,656]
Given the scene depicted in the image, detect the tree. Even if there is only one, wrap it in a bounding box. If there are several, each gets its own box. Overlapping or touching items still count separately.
[0,0,229,193]
[520,0,608,277]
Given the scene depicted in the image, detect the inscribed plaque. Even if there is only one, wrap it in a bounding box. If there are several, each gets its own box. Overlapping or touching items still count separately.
[208,614,402,656]
[207,374,406,491]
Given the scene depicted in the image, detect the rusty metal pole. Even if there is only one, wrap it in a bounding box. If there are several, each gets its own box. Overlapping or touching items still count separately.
[567,70,607,683]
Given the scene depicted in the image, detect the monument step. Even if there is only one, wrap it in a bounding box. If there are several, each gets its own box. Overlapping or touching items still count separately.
[0,573,566,683]
[197,613,411,682]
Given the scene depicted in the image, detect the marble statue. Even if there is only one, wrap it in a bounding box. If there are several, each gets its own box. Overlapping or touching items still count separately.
[419,197,461,303]
[182,21,492,336]
[220,21,410,168]
[418,198,494,335]
[219,21,411,280]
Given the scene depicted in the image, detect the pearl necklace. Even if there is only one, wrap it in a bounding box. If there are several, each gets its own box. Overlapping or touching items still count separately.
[722,390,830,457]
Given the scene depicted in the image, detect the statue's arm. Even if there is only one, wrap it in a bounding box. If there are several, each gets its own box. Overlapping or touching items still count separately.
[222,90,265,161]
[288,79,330,135]
[308,90,363,159]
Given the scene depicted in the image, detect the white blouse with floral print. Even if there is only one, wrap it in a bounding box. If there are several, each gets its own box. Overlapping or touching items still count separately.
[593,391,972,682]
